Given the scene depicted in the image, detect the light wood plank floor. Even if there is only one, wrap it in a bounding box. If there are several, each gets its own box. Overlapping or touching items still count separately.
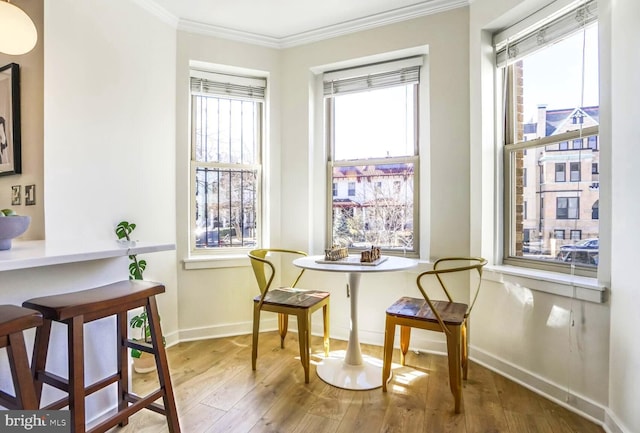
[110,332,605,433]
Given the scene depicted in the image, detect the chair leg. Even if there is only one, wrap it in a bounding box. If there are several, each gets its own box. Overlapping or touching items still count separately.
[117,311,129,427]
[461,319,469,380]
[31,319,52,404]
[7,332,38,410]
[68,315,86,433]
[146,297,181,433]
[278,313,288,349]
[297,312,310,383]
[445,325,463,414]
[252,305,261,371]
[399,325,411,366]
[382,316,396,392]
[322,303,330,358]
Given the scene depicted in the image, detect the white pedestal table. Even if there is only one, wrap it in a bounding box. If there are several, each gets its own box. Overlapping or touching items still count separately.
[293,255,417,390]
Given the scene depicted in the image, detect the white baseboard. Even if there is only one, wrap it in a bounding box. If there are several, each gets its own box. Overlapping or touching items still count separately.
[602,408,631,433]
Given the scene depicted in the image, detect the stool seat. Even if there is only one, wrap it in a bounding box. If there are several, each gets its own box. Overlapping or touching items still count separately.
[0,304,43,338]
[23,280,180,433]
[0,304,43,410]
[23,280,165,322]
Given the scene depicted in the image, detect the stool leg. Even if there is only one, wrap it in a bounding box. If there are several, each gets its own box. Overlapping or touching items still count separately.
[146,297,180,433]
[31,319,52,404]
[117,311,129,427]
[7,332,38,409]
[68,315,86,433]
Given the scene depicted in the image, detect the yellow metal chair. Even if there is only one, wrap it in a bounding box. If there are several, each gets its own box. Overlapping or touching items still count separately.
[248,248,330,383]
[382,257,487,413]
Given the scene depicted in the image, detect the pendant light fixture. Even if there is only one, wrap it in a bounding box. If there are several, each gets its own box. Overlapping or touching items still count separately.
[0,0,37,55]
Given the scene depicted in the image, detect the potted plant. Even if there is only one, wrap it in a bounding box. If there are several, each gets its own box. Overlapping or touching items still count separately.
[115,220,159,373]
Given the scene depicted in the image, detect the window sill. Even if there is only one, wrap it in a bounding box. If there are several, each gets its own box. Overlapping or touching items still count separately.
[183,254,249,270]
[484,265,606,303]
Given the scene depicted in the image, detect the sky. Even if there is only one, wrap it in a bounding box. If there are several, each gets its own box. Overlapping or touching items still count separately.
[522,24,599,122]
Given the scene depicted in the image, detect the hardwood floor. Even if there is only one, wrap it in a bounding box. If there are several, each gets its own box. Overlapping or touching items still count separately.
[111,332,605,433]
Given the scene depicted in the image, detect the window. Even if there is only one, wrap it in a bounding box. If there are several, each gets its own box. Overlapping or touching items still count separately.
[324,57,421,253]
[555,163,566,182]
[347,182,356,197]
[570,229,582,240]
[497,0,599,273]
[557,197,579,219]
[554,229,565,239]
[190,70,265,251]
[332,183,337,196]
[570,162,581,182]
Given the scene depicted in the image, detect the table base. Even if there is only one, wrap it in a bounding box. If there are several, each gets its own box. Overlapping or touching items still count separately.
[316,355,389,390]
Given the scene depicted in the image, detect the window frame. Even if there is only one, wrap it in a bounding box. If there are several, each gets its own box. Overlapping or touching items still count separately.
[323,58,422,256]
[497,1,599,277]
[189,69,266,255]
[503,127,599,275]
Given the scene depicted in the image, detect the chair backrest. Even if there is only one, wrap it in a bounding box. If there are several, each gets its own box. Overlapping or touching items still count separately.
[416,257,487,334]
[248,249,308,304]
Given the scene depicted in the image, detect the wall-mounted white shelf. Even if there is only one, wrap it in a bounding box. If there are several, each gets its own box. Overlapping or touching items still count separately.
[0,240,175,272]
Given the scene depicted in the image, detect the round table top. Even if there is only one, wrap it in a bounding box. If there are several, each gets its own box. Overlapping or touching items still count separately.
[293,255,418,273]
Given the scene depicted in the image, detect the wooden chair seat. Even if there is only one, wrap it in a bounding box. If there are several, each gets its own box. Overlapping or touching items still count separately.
[22,280,180,433]
[255,287,330,309]
[0,304,43,410]
[382,257,487,414]
[386,296,468,325]
[249,248,330,383]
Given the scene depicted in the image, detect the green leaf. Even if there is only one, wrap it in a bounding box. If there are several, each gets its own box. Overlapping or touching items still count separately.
[115,221,135,240]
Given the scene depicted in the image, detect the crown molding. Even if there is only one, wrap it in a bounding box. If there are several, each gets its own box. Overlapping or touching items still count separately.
[131,0,180,28]
[177,0,470,49]
[177,20,282,49]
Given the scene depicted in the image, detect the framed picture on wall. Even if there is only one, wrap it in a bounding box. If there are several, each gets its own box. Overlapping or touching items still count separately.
[0,63,22,177]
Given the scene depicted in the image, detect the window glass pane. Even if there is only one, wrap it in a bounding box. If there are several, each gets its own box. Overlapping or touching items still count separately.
[570,162,581,182]
[332,163,414,251]
[521,25,599,130]
[333,85,414,160]
[513,141,598,267]
[555,163,565,182]
[194,168,257,249]
[193,96,259,165]
[509,23,599,270]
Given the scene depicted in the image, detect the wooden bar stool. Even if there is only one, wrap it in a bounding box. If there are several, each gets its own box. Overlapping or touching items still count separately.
[0,304,43,410]
[22,280,180,433]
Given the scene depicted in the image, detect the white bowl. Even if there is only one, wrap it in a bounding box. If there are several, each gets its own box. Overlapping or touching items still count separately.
[0,215,31,250]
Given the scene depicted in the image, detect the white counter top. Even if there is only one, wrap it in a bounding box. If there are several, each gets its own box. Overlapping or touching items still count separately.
[0,239,175,272]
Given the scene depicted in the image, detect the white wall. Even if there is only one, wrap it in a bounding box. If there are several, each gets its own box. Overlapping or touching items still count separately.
[44,0,179,337]
[608,0,640,431]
